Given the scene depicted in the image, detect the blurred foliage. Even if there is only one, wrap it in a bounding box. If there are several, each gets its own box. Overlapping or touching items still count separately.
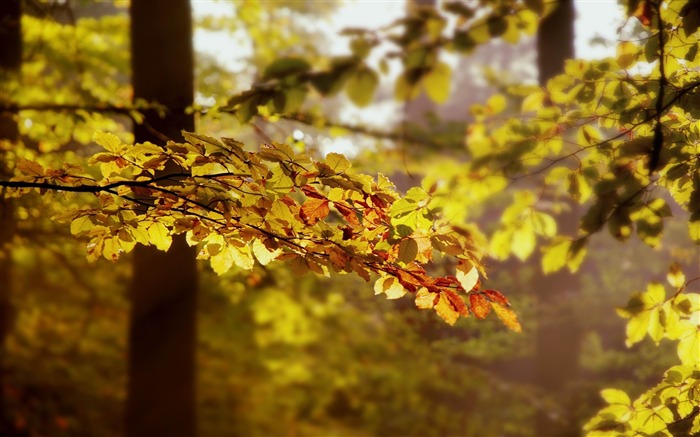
[0,0,698,436]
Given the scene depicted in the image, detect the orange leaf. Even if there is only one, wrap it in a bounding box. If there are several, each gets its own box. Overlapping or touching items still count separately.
[435,293,460,326]
[335,202,360,225]
[469,293,491,319]
[300,197,330,225]
[632,0,652,26]
[490,302,522,332]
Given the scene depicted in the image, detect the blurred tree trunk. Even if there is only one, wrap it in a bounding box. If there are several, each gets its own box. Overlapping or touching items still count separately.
[126,1,197,436]
[0,1,21,433]
[534,1,583,436]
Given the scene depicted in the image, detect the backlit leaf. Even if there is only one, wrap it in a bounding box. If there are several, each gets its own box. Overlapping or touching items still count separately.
[415,288,438,309]
[422,62,452,104]
[455,259,479,292]
[435,293,460,326]
[148,222,172,251]
[374,276,407,300]
[469,293,490,319]
[346,66,378,107]
[300,197,330,225]
[490,302,521,332]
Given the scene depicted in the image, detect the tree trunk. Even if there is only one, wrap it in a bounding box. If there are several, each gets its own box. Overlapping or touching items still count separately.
[126,1,197,436]
[534,1,583,436]
[0,1,21,434]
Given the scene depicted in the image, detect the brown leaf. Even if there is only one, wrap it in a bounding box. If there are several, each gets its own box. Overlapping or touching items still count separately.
[483,289,509,306]
[16,158,45,177]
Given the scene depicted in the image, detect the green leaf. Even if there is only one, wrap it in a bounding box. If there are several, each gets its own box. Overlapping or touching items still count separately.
[263,57,311,80]
[397,238,418,264]
[422,62,452,103]
[345,66,378,107]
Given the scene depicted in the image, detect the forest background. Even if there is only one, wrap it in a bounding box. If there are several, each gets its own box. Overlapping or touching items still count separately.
[0,0,698,436]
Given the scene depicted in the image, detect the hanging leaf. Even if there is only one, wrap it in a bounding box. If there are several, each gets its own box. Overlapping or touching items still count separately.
[469,293,491,319]
[345,66,378,107]
[490,302,521,332]
[422,62,452,103]
[455,259,479,292]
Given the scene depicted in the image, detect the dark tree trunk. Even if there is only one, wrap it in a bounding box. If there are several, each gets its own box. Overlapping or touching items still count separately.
[0,1,21,434]
[126,1,197,436]
[534,1,583,436]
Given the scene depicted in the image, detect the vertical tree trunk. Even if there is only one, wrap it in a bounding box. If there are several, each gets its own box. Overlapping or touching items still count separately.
[534,1,583,436]
[126,1,197,436]
[0,1,21,434]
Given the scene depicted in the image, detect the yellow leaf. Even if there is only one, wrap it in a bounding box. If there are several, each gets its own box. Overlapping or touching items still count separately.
[231,243,254,270]
[70,215,94,236]
[422,62,452,104]
[252,240,281,266]
[647,307,665,343]
[490,302,522,332]
[374,276,407,300]
[325,152,351,173]
[455,259,479,292]
[616,41,639,69]
[93,131,123,153]
[667,262,686,288]
[532,212,557,238]
[435,293,459,325]
[512,226,535,261]
[415,288,437,309]
[600,389,630,406]
[148,222,172,251]
[625,310,651,346]
[486,94,506,115]
[210,245,235,275]
[542,237,570,274]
